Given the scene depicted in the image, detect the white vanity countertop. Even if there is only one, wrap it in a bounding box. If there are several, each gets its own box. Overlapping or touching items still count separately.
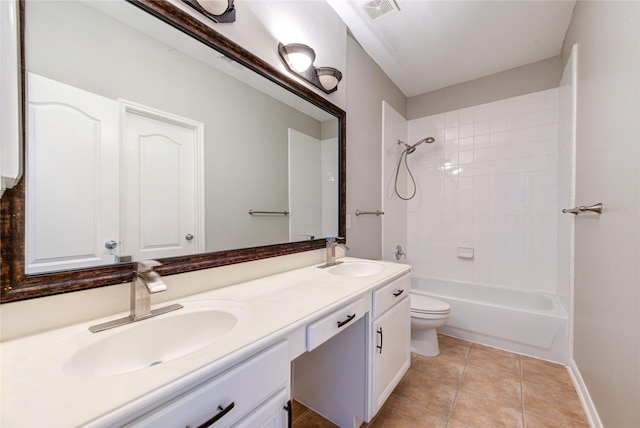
[0,257,410,427]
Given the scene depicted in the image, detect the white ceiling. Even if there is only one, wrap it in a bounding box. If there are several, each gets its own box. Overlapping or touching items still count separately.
[326,0,576,97]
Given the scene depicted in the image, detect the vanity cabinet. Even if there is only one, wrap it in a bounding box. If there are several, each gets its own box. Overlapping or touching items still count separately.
[369,273,411,418]
[292,273,411,426]
[293,298,368,428]
[125,341,289,428]
[0,258,413,427]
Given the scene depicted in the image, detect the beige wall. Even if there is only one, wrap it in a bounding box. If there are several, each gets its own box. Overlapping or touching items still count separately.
[345,35,406,259]
[562,1,640,426]
[407,56,562,120]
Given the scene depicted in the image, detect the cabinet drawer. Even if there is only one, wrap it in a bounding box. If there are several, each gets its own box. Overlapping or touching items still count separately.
[307,298,366,351]
[372,273,410,319]
[127,341,289,427]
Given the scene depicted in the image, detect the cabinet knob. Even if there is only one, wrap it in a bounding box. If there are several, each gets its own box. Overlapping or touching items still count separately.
[185,233,194,241]
[104,240,118,250]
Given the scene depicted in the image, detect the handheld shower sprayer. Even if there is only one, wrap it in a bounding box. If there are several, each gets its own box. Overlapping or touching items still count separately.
[394,136,436,200]
[401,136,435,154]
[398,136,435,154]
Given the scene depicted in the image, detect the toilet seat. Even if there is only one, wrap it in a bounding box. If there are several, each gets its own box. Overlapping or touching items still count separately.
[410,294,450,315]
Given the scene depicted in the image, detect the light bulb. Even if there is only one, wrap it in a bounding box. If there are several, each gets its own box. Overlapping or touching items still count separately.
[317,67,342,92]
[279,44,315,73]
[288,52,313,73]
[319,74,339,91]
[196,0,229,16]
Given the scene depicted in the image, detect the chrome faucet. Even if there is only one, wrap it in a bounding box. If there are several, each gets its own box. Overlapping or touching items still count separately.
[131,260,168,320]
[89,260,182,333]
[318,237,349,268]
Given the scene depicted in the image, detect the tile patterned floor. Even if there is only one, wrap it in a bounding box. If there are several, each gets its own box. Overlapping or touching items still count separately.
[291,334,589,428]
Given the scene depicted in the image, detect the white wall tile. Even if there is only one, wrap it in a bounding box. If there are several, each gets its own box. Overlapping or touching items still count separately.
[490,117,507,133]
[506,129,525,145]
[507,114,525,130]
[458,137,474,151]
[490,100,508,118]
[474,104,491,122]
[459,124,474,139]
[432,113,445,129]
[445,110,459,127]
[406,88,559,291]
[526,111,546,128]
[490,132,507,147]
[445,126,459,141]
[474,134,491,150]
[507,96,525,116]
[525,92,545,112]
[459,107,475,125]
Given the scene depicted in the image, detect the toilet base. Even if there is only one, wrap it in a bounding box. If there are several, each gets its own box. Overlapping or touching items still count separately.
[410,327,440,357]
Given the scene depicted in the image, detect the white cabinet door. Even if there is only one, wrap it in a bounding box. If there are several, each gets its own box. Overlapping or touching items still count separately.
[26,73,119,273]
[120,101,204,261]
[371,296,411,416]
[233,388,288,428]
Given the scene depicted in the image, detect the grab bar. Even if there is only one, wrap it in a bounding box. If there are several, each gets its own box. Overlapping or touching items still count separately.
[248,209,289,216]
[355,210,384,216]
[562,203,603,215]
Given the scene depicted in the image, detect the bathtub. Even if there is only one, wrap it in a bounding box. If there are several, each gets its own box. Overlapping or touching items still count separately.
[411,276,568,364]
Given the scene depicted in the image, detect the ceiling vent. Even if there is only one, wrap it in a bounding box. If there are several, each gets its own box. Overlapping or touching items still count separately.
[360,0,399,21]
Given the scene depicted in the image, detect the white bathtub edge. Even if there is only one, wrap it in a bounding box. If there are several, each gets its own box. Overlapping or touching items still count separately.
[568,358,602,428]
[411,276,569,364]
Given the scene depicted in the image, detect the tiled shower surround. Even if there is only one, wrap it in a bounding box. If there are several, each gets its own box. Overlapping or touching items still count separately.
[404,89,560,292]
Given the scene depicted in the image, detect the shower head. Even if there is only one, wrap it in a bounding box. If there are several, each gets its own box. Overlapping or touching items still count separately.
[404,136,435,154]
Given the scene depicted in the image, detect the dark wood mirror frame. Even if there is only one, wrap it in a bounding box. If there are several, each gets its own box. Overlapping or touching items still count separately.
[0,0,346,303]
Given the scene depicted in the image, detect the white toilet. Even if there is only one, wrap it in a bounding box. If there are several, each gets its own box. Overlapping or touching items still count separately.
[410,294,451,356]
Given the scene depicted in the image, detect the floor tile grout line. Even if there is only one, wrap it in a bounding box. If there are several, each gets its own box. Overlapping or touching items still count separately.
[291,401,311,426]
[445,341,472,424]
[387,393,447,417]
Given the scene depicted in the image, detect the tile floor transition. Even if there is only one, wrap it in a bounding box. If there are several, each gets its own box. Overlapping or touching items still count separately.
[291,334,589,428]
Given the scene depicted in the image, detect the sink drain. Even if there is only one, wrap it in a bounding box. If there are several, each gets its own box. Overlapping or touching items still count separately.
[149,361,162,367]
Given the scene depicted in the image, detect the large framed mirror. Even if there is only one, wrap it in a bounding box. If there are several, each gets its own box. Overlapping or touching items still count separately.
[0,0,346,303]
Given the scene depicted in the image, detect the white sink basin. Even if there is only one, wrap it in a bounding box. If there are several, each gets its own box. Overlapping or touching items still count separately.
[326,261,385,277]
[15,300,251,384]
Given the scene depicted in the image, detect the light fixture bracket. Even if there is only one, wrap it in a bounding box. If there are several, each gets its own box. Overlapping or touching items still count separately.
[182,0,236,23]
[278,43,342,94]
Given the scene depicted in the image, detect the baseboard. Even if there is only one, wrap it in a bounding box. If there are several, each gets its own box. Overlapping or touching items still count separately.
[567,358,603,428]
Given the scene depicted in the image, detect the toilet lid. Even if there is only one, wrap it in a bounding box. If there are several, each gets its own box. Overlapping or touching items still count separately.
[410,294,451,313]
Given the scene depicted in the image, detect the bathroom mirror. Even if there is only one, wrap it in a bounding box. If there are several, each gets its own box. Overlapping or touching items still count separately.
[0,0,346,302]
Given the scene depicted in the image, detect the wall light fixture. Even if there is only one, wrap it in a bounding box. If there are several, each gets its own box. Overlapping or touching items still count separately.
[278,43,342,94]
[182,0,235,23]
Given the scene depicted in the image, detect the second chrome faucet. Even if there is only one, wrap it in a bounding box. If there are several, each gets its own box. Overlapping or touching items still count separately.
[318,237,349,268]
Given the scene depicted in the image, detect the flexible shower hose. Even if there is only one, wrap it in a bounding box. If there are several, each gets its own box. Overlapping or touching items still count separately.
[394,147,417,200]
